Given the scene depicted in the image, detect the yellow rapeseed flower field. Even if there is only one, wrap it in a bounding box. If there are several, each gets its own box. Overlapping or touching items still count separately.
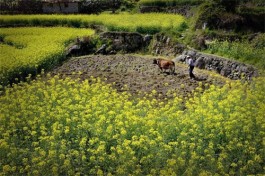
[0,13,186,33]
[0,27,94,85]
[0,74,264,175]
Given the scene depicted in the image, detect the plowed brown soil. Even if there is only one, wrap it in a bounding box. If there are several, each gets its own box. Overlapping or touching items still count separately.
[51,54,227,99]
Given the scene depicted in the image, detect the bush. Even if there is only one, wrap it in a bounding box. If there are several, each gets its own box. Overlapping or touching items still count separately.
[193,1,226,30]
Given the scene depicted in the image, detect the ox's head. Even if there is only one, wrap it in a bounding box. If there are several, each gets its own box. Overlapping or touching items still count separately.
[153,59,158,65]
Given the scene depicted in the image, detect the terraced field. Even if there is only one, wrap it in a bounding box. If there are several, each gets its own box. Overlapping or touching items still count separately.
[51,54,227,99]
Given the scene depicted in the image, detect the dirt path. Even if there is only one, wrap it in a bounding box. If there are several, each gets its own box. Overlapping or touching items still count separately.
[51,54,227,99]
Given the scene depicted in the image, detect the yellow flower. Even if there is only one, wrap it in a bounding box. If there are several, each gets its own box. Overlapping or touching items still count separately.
[63,159,71,167]
[64,126,70,134]
[3,165,11,173]
[116,167,125,175]
[97,169,104,176]
[167,159,176,166]
[52,166,58,174]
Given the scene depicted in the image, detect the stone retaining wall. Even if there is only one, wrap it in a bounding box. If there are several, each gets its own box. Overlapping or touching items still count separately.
[173,50,258,80]
[99,32,152,53]
[68,32,258,80]
[151,34,186,56]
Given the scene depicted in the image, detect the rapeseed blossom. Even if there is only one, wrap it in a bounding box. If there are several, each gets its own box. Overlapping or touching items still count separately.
[0,13,185,34]
[0,75,264,175]
[0,27,94,85]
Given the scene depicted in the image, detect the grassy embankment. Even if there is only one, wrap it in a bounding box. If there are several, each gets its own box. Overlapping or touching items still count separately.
[206,37,265,70]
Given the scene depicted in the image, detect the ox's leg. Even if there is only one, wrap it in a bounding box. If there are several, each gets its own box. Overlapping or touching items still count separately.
[171,65,175,75]
[159,67,163,73]
[167,68,170,74]
[171,67,174,75]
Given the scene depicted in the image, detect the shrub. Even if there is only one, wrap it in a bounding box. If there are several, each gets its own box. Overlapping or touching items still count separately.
[193,1,226,30]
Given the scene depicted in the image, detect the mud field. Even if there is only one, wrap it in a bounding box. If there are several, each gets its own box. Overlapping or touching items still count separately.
[51,54,227,99]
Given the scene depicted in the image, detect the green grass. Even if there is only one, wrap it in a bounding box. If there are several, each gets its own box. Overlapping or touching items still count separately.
[206,39,265,69]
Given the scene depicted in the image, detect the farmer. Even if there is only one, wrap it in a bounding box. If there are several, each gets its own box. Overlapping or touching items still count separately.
[187,55,196,79]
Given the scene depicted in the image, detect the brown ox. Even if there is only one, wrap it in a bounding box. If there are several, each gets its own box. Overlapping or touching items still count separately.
[153,58,175,74]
